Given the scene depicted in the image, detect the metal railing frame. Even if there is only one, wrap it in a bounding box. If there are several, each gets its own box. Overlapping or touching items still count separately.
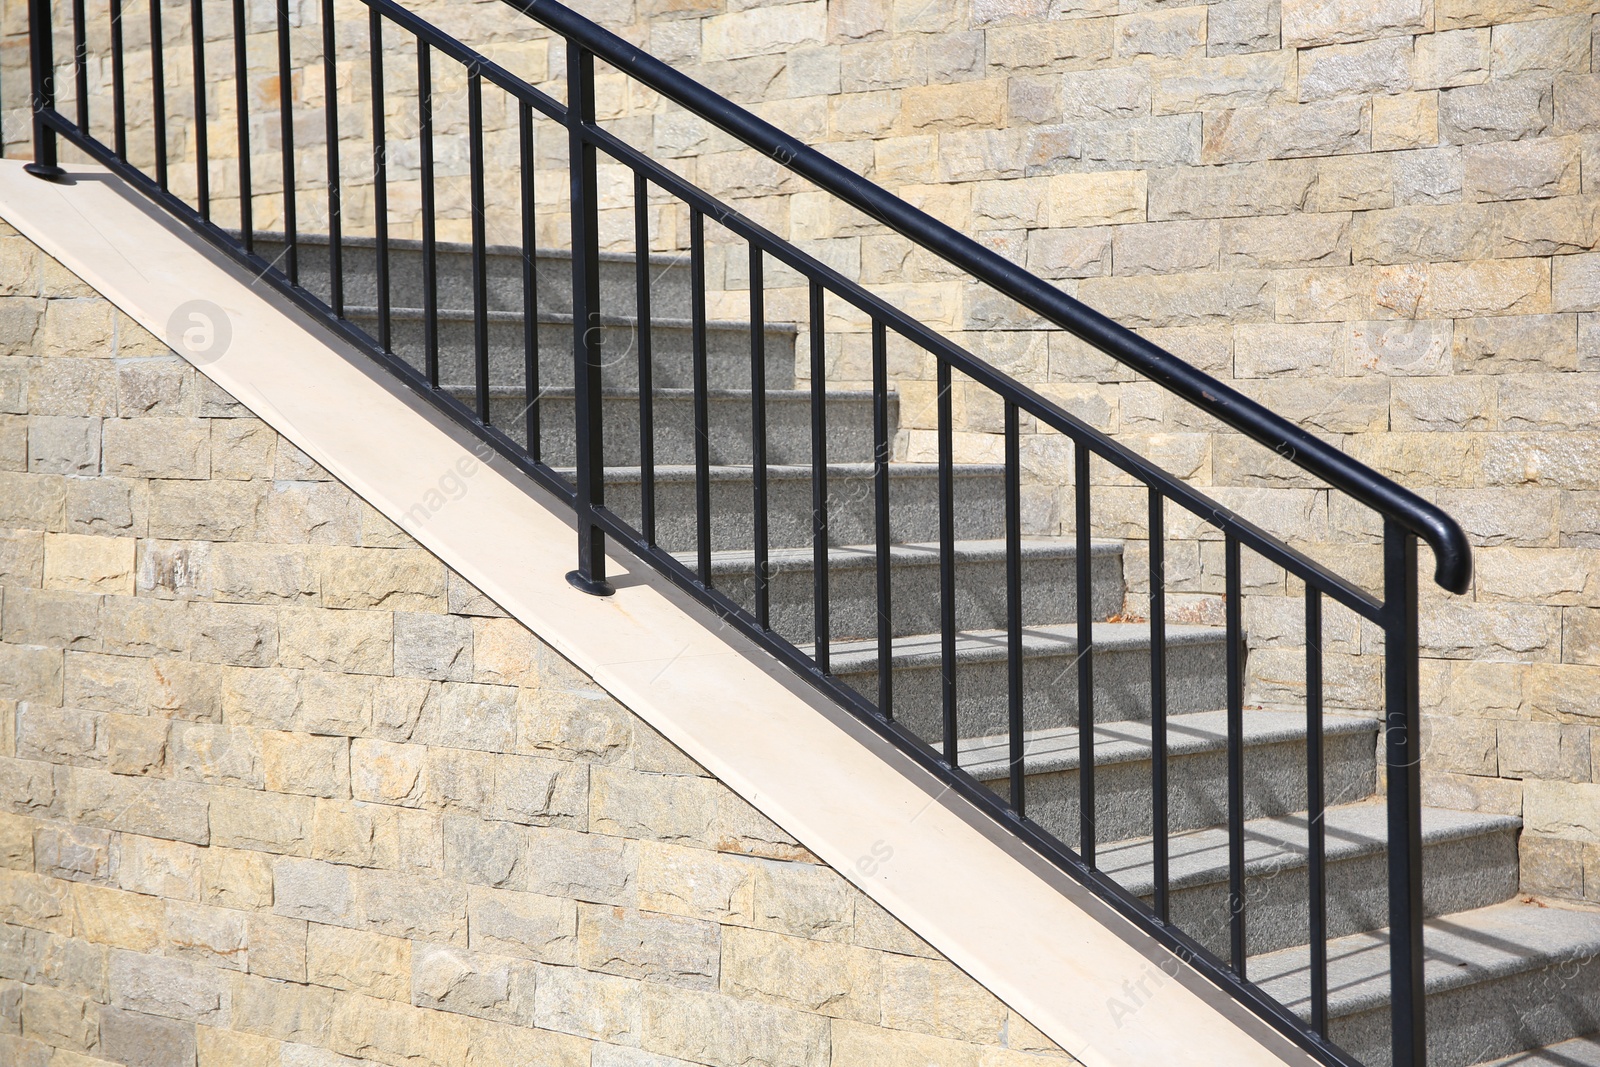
[19,1,1466,1062]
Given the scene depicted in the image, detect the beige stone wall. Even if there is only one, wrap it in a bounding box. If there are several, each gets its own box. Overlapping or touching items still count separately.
[0,220,1077,1066]
[7,0,1600,906]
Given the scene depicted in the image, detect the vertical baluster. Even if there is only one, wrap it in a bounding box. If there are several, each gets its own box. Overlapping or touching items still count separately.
[634,172,655,543]
[1076,442,1095,864]
[872,319,892,720]
[1005,401,1024,812]
[1149,486,1169,923]
[228,0,247,249]
[563,42,610,596]
[24,0,64,180]
[320,0,341,314]
[275,0,296,282]
[370,9,391,352]
[1225,532,1246,976]
[1306,587,1328,1037]
[750,245,770,630]
[937,358,957,764]
[468,69,488,421]
[520,102,539,454]
[418,42,438,386]
[189,0,207,217]
[71,0,87,132]
[111,0,128,159]
[809,278,829,672]
[690,209,712,585]
[1383,518,1426,1067]
[151,0,167,188]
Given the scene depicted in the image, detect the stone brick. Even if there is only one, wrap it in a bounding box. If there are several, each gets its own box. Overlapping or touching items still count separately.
[635,841,754,923]
[901,80,1007,131]
[1555,254,1600,313]
[277,607,392,675]
[208,544,318,604]
[1115,8,1206,60]
[110,950,227,1023]
[1439,77,1553,144]
[69,769,209,845]
[1221,213,1351,269]
[985,21,1113,75]
[1464,138,1580,202]
[701,2,826,61]
[577,904,719,989]
[638,983,830,1067]
[149,479,264,541]
[116,836,200,901]
[1490,14,1592,76]
[306,925,411,1001]
[116,358,194,418]
[1555,73,1600,134]
[195,1024,280,1067]
[1373,92,1440,151]
[1208,0,1281,55]
[445,572,505,618]
[414,683,518,753]
[531,964,640,1044]
[1414,28,1492,88]
[468,882,578,967]
[408,943,537,1027]
[42,533,133,595]
[881,953,1011,1043]
[1525,779,1600,841]
[1079,271,1275,328]
[1025,227,1113,279]
[27,356,115,415]
[1298,37,1413,101]
[101,418,210,479]
[25,416,98,476]
[1148,160,1319,220]
[137,540,211,601]
[199,849,274,912]
[1202,99,1370,163]
[262,732,349,799]
[1112,220,1219,276]
[4,588,103,652]
[722,925,879,1021]
[21,985,102,1055]
[34,824,113,884]
[170,723,263,789]
[1282,0,1429,46]
[1453,314,1577,373]
[394,612,474,682]
[590,766,801,859]
[210,786,313,855]
[228,973,336,1045]
[321,548,446,612]
[0,529,44,589]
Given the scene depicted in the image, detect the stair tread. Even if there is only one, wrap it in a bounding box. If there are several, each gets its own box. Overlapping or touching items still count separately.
[1251,898,1600,1020]
[571,462,1008,481]
[682,537,1123,573]
[1473,1033,1600,1066]
[1089,799,1518,897]
[820,620,1224,671]
[347,303,796,333]
[960,706,1377,777]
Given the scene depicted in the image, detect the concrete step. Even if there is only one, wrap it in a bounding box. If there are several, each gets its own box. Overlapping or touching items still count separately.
[681,538,1126,644]
[1253,899,1600,1067]
[961,709,1380,844]
[250,233,698,320]
[1473,1033,1600,1066]
[462,387,890,467]
[823,622,1229,739]
[350,306,799,393]
[589,463,1010,552]
[1089,801,1519,959]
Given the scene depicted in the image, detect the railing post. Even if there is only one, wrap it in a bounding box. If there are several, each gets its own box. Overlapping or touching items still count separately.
[565,41,614,597]
[1384,517,1426,1067]
[25,0,67,180]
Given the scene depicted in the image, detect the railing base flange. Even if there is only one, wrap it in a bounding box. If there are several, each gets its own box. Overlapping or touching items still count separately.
[565,569,615,597]
[23,161,67,181]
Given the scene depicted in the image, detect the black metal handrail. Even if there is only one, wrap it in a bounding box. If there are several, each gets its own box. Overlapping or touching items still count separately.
[17,0,1468,1062]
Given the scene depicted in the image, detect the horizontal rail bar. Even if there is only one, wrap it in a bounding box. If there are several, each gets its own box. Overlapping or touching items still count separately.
[520,0,1470,595]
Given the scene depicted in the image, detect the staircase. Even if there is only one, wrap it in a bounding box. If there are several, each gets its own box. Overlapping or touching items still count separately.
[256,232,1600,1067]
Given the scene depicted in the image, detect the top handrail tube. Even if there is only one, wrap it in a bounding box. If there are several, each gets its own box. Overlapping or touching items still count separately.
[509,0,1471,595]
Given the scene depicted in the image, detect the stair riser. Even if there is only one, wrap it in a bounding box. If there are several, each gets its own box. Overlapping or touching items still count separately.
[251,237,698,320]
[1331,951,1600,1067]
[599,470,1010,552]
[709,548,1125,643]
[984,731,1378,845]
[358,313,799,393]
[1157,825,1519,961]
[475,392,888,467]
[840,637,1228,737]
